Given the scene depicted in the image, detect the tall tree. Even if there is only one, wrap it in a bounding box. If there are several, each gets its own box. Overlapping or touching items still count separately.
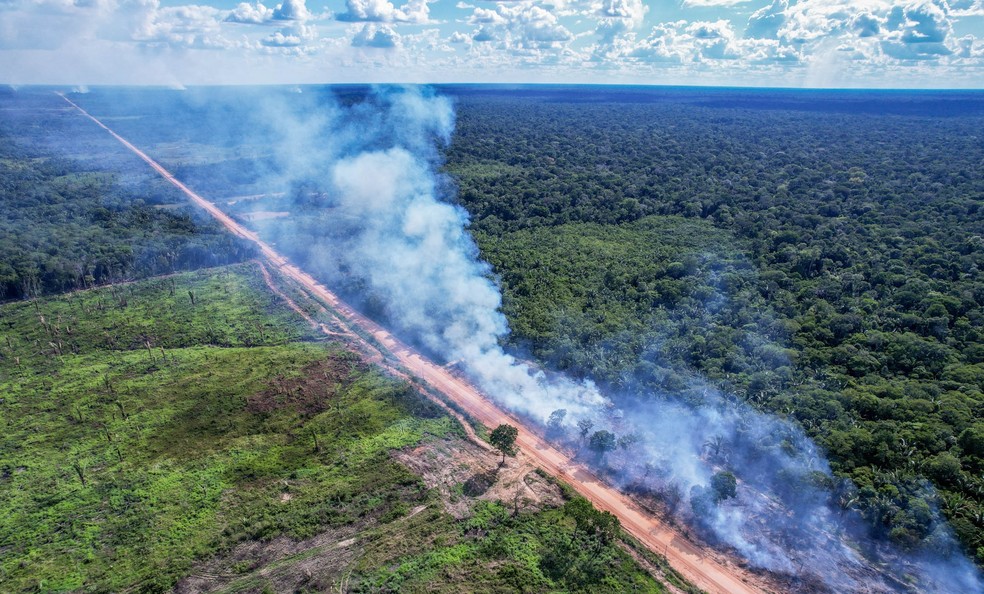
[490,423,519,465]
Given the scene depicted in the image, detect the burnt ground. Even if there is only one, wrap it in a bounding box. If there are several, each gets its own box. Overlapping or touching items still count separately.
[245,352,366,417]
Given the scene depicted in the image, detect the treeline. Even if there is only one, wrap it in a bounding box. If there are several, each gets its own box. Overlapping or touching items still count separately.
[0,131,254,300]
[445,92,984,562]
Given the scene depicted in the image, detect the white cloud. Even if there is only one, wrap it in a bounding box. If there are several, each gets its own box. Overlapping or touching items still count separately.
[352,23,400,47]
[225,0,309,24]
[595,0,646,24]
[750,40,801,63]
[106,0,233,49]
[336,0,431,24]
[470,6,509,27]
[0,0,206,52]
[777,0,865,44]
[619,17,810,68]
[0,0,94,50]
[949,0,984,17]
[624,19,741,63]
[881,1,953,59]
[689,19,731,39]
[628,23,686,63]
[851,11,882,38]
[745,0,787,39]
[261,22,316,46]
[467,2,573,49]
[892,1,949,44]
[742,0,965,63]
[955,33,984,57]
[272,0,310,21]
[473,27,496,43]
[0,0,981,86]
[593,0,647,47]
[687,20,741,60]
[682,0,752,6]
[226,2,274,24]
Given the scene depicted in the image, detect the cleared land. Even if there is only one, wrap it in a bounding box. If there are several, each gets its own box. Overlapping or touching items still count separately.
[0,264,676,592]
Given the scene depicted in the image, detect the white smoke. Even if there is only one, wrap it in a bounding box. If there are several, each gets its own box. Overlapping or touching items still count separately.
[326,94,609,420]
[245,85,981,593]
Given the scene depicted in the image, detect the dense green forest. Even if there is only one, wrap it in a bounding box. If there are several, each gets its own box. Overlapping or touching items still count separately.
[0,101,254,300]
[443,91,984,562]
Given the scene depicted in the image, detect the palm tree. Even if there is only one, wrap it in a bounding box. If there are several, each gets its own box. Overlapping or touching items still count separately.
[703,435,726,462]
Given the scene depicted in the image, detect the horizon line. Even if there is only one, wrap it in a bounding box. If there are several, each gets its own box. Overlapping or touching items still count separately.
[6,81,984,93]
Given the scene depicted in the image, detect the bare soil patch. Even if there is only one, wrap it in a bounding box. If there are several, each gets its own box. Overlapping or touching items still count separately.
[394,435,564,519]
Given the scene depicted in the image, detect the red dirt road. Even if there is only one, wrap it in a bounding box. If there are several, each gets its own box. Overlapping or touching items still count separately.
[62,94,771,594]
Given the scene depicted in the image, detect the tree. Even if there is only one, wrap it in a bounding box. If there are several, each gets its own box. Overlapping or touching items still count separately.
[617,433,639,450]
[577,418,594,440]
[959,424,984,459]
[711,471,738,503]
[490,423,519,465]
[703,435,726,460]
[565,497,594,541]
[547,408,567,436]
[591,509,620,548]
[564,496,620,546]
[588,430,617,460]
[690,485,713,518]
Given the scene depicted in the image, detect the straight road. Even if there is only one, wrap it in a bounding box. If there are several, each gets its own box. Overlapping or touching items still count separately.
[61,93,771,594]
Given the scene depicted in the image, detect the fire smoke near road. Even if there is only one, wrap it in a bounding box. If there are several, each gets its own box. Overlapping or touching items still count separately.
[248,86,980,592]
[74,86,983,592]
[247,86,980,592]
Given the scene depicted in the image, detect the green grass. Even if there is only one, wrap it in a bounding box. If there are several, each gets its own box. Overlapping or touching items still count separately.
[0,264,453,592]
[0,263,680,593]
[0,264,313,366]
[355,501,667,594]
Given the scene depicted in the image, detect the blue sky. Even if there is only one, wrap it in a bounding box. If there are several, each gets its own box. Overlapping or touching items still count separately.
[1,0,982,87]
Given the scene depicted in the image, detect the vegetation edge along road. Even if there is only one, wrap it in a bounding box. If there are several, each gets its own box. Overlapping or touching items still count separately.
[60,92,768,594]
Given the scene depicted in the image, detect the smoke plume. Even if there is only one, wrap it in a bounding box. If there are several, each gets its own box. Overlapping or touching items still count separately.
[262,87,611,420]
[145,85,984,592]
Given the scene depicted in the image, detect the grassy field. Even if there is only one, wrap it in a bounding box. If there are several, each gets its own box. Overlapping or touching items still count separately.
[0,264,679,593]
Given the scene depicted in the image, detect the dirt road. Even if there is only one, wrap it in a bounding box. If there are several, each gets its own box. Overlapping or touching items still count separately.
[62,93,772,594]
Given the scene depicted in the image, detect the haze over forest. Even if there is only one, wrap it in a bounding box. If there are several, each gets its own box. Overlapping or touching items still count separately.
[2,2,984,593]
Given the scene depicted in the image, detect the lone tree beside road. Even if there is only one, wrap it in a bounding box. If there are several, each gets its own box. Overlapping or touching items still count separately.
[490,423,519,465]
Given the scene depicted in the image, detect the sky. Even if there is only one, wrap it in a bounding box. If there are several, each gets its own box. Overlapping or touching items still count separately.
[1,0,982,87]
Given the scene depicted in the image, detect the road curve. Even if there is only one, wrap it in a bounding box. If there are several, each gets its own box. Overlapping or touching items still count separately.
[61,93,770,594]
